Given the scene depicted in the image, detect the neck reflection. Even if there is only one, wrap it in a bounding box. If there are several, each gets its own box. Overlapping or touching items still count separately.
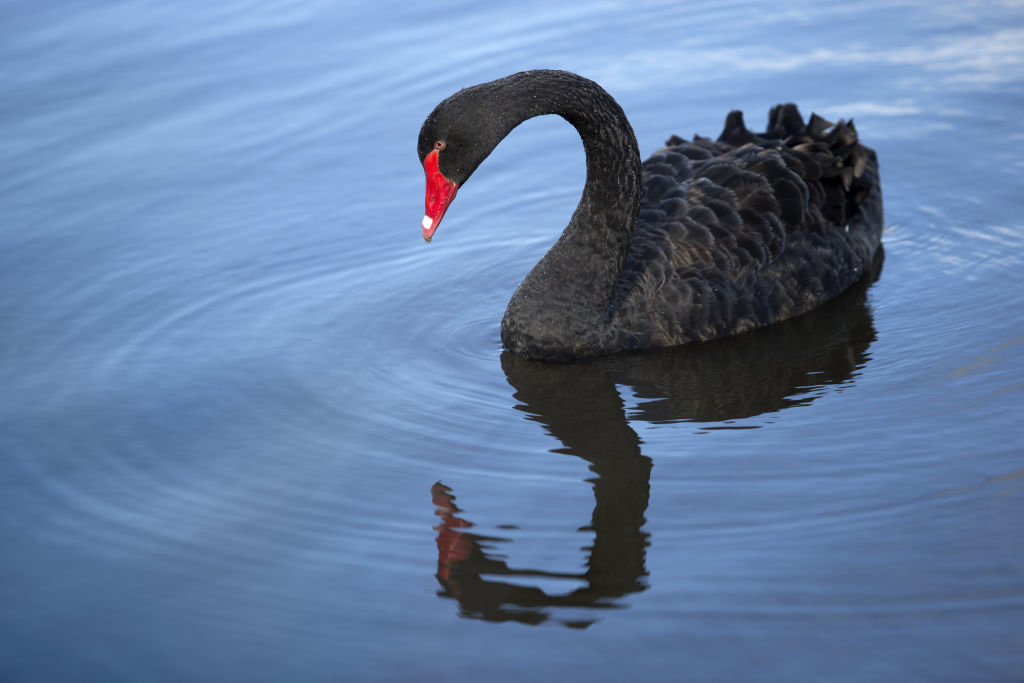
[432,252,882,626]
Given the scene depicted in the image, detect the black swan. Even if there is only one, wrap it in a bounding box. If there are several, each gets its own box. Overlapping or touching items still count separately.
[417,70,883,361]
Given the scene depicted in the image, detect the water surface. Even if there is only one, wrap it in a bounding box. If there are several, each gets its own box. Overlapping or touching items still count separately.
[2,1,1023,681]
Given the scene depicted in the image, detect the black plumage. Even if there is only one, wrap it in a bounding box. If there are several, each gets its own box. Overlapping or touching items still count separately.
[417,70,883,361]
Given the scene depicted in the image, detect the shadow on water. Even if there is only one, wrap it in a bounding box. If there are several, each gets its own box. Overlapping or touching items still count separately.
[433,252,883,627]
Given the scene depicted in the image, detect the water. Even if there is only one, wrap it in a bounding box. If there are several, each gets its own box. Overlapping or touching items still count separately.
[2,1,1023,680]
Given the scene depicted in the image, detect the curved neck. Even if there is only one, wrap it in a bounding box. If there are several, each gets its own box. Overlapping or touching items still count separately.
[481,71,641,263]
[472,72,640,352]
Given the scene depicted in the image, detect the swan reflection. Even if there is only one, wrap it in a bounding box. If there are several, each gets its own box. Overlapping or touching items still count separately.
[433,255,882,626]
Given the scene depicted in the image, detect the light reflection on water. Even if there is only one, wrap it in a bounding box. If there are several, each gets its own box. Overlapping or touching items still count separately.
[1,0,1023,681]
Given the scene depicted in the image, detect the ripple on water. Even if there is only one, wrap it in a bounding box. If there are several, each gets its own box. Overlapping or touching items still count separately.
[3,240,415,558]
[5,222,576,571]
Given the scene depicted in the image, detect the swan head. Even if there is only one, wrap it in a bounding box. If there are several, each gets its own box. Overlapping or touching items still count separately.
[417,84,511,241]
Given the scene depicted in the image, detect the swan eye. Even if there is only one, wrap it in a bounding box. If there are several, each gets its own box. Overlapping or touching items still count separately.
[434,140,445,151]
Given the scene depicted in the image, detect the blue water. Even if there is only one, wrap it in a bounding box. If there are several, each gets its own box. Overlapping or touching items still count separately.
[2,1,1024,681]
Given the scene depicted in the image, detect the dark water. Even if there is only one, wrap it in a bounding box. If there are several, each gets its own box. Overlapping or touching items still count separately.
[3,1,1024,681]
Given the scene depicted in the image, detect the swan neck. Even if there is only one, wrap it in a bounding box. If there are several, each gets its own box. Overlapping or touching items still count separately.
[497,71,641,286]
[492,71,642,358]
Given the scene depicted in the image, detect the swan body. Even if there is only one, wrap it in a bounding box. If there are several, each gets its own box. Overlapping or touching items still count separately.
[418,70,882,361]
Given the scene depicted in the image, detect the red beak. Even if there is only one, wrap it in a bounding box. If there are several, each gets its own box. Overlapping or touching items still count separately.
[422,149,459,242]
